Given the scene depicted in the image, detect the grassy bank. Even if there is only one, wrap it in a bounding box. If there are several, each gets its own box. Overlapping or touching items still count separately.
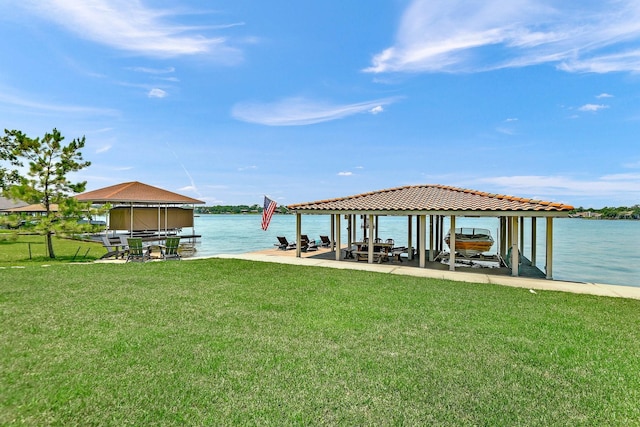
[1,259,639,425]
[0,233,101,264]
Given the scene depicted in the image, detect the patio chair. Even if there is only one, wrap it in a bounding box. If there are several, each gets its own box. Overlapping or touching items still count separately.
[161,236,181,260]
[100,235,126,259]
[275,236,296,250]
[319,235,331,247]
[126,237,150,262]
[301,235,318,252]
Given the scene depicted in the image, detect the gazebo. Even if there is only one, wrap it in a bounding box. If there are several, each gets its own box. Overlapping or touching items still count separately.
[75,181,204,239]
[287,184,574,279]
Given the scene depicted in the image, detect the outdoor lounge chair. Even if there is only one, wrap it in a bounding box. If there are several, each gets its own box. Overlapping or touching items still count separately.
[319,235,331,248]
[126,237,150,262]
[275,236,296,250]
[100,235,127,259]
[161,236,181,260]
[301,235,318,252]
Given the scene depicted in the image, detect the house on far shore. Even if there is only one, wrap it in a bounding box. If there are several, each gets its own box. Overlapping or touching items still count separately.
[0,196,29,213]
[0,203,59,215]
[617,211,634,220]
[570,211,602,219]
[0,197,49,228]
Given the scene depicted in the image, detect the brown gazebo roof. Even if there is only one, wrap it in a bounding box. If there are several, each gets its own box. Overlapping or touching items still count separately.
[75,181,204,205]
[288,184,574,214]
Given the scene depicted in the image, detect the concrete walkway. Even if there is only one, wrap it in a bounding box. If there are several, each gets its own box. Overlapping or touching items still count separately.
[211,251,640,301]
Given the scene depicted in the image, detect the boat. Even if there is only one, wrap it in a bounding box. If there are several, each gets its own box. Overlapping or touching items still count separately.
[445,227,494,257]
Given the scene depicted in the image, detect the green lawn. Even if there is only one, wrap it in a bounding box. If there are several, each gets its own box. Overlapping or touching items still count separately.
[1,257,639,425]
[0,232,102,264]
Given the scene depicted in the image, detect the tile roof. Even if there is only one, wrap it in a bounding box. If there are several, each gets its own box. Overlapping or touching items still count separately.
[288,184,574,213]
[75,181,204,205]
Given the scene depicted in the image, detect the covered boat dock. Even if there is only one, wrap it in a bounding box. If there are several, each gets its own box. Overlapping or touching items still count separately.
[75,181,204,245]
[287,184,574,279]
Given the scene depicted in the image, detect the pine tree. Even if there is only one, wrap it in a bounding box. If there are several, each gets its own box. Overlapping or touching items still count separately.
[4,128,94,258]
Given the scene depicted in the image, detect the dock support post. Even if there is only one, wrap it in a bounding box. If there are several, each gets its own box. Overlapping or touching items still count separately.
[531,217,537,267]
[367,214,375,264]
[407,215,413,261]
[335,214,341,261]
[511,216,519,276]
[429,215,434,262]
[295,213,302,257]
[546,217,553,279]
[419,215,426,268]
[449,215,456,271]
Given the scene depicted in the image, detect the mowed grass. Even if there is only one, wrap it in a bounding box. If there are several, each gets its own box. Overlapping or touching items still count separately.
[0,233,101,264]
[1,258,639,426]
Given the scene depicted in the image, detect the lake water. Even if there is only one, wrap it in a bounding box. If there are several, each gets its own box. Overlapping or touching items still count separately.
[192,214,640,288]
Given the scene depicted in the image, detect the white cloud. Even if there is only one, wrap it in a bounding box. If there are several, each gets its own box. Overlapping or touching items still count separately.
[621,160,640,169]
[20,0,242,59]
[600,172,640,180]
[596,93,613,98]
[578,103,608,112]
[496,127,516,135]
[231,96,401,126]
[505,118,518,122]
[148,88,167,98]
[129,66,176,74]
[338,171,353,176]
[365,0,640,74]
[238,165,257,171]
[0,87,119,116]
[477,174,640,198]
[369,105,384,114]
[96,144,112,153]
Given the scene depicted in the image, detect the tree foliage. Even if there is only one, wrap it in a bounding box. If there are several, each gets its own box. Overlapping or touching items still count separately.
[0,129,32,190]
[195,204,290,214]
[2,128,102,258]
[571,205,640,219]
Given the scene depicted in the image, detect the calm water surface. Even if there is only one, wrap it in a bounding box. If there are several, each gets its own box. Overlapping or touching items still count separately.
[192,215,640,288]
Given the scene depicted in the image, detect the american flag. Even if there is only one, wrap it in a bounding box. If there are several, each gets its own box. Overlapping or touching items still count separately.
[261,196,277,231]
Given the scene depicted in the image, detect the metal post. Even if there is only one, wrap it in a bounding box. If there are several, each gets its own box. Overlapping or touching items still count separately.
[546,217,553,279]
[429,215,434,262]
[330,214,335,251]
[449,216,456,271]
[335,214,342,261]
[295,213,302,257]
[531,217,537,267]
[407,215,413,261]
[419,215,427,268]
[519,216,525,252]
[511,216,519,276]
[368,214,374,264]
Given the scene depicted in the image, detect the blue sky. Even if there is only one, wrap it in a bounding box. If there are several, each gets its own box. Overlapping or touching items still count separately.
[2,0,640,208]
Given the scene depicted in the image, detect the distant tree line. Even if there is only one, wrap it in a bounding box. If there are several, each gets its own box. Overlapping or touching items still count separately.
[570,205,640,219]
[196,204,639,219]
[196,205,290,215]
